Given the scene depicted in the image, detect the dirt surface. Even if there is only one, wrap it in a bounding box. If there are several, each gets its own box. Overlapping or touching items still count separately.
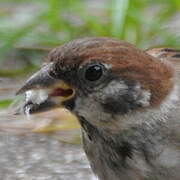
[0,132,95,180]
[0,78,96,180]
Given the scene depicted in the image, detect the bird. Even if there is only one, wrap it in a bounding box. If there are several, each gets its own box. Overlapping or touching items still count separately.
[16,37,180,180]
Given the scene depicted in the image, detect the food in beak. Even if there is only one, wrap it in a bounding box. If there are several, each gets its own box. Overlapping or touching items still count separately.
[26,89,49,105]
[22,86,74,115]
[16,63,75,115]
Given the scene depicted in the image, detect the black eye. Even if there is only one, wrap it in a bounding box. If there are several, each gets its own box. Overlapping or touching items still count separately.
[85,64,103,81]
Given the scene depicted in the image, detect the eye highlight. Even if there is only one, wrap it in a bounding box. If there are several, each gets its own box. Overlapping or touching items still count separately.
[85,64,103,81]
[78,62,110,89]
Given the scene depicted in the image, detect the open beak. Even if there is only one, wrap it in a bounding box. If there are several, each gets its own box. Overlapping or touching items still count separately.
[16,63,75,114]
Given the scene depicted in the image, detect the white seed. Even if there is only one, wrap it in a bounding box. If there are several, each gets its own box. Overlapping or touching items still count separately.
[25,89,49,105]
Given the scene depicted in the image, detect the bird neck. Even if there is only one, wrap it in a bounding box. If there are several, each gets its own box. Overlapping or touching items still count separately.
[79,116,168,180]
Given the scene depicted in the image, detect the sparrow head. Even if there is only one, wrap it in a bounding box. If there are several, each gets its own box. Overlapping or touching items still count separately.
[17,37,174,129]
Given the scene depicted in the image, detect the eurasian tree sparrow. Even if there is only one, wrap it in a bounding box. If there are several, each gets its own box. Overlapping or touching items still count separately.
[17,37,180,180]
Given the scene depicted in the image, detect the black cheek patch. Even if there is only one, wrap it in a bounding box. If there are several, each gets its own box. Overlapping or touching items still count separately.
[101,93,141,115]
[100,79,143,115]
[101,97,131,114]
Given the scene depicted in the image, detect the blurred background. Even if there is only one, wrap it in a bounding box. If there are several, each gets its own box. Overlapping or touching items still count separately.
[0,0,180,76]
[0,0,179,107]
[0,0,179,179]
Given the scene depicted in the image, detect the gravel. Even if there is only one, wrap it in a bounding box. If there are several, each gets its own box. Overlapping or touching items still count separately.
[0,132,96,180]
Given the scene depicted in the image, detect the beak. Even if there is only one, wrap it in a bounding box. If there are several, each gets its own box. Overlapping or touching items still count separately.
[16,63,75,114]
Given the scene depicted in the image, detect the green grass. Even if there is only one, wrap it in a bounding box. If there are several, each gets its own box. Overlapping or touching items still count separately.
[0,65,38,77]
[0,99,13,108]
[0,0,179,71]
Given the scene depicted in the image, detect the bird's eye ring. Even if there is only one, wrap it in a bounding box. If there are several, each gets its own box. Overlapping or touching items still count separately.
[84,64,104,82]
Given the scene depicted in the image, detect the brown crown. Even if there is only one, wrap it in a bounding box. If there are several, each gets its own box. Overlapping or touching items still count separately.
[47,37,174,107]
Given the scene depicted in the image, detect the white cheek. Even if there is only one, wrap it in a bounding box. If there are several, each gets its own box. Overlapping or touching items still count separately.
[25,89,49,105]
[136,90,151,107]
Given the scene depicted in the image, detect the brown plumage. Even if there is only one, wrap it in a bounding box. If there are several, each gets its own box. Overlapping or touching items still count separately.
[47,37,173,107]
